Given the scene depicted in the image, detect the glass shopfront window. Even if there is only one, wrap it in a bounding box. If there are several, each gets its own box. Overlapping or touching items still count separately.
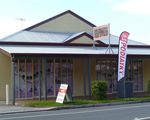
[33,59,40,97]
[26,59,32,98]
[96,58,143,93]
[46,59,54,96]
[14,59,19,98]
[18,59,26,98]
[96,59,117,93]
[62,59,73,93]
[126,59,143,92]
[14,57,73,99]
[55,59,61,95]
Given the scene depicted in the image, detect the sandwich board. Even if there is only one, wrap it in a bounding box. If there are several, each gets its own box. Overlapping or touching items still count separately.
[56,84,72,104]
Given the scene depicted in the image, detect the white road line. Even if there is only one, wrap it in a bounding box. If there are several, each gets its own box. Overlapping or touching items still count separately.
[134,117,150,120]
[1,104,150,120]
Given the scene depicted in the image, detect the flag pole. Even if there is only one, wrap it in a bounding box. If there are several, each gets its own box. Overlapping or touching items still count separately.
[117,31,130,98]
[105,23,114,54]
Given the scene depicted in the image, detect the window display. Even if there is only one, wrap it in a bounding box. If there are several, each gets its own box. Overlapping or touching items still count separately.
[14,59,19,98]
[19,59,26,98]
[46,59,54,96]
[26,59,32,98]
[96,58,143,93]
[14,58,73,99]
[96,59,117,93]
[33,59,40,97]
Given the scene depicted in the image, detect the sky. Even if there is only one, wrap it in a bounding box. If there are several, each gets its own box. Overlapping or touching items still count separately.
[0,0,150,44]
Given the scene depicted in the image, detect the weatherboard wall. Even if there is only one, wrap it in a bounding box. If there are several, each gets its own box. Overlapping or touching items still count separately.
[143,59,150,92]
[30,13,93,33]
[0,53,11,101]
[70,36,97,44]
[73,57,96,97]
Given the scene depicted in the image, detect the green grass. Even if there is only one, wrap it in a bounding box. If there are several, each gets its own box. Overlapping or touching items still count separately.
[23,96,150,107]
[24,100,65,107]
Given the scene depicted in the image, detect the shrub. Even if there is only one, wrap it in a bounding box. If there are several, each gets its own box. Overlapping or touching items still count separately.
[148,80,150,94]
[91,80,107,100]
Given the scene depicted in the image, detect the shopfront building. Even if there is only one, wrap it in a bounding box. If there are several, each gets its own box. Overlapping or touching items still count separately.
[0,10,150,103]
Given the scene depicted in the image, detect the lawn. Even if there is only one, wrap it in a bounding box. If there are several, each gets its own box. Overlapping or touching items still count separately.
[23,96,150,107]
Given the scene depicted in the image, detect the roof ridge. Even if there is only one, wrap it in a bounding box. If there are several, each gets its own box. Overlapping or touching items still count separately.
[63,32,107,46]
[64,31,86,43]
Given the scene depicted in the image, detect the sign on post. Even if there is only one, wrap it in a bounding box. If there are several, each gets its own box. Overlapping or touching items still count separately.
[56,84,70,104]
[93,24,110,40]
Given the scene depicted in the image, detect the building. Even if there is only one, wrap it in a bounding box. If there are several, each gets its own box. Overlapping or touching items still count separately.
[0,10,150,103]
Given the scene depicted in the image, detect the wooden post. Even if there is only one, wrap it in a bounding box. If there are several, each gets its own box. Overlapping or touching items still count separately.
[43,58,47,100]
[83,58,86,97]
[38,59,42,101]
[11,55,15,105]
[88,58,91,96]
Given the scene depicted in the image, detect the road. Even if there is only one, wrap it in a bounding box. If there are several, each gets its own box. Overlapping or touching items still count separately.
[0,102,150,120]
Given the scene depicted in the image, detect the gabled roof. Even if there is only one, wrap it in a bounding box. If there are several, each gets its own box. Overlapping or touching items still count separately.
[0,10,148,49]
[1,31,72,43]
[0,30,107,46]
[0,30,147,47]
[25,10,96,31]
[64,32,107,46]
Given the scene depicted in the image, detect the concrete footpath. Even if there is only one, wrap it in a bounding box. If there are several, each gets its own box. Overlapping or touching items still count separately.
[0,101,56,114]
[0,105,56,114]
[0,100,150,115]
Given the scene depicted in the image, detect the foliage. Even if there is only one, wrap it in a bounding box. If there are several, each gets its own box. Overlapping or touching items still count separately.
[91,80,108,100]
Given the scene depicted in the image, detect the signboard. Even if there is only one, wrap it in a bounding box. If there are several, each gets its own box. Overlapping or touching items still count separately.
[56,84,68,104]
[118,31,130,81]
[93,24,110,40]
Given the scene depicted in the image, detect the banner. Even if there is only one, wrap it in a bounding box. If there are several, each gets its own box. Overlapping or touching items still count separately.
[118,31,130,81]
[93,24,110,40]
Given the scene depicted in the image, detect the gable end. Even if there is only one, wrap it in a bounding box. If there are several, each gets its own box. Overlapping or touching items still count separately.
[25,10,96,31]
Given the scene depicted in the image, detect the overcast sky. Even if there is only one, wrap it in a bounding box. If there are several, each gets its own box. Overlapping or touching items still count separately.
[0,0,150,44]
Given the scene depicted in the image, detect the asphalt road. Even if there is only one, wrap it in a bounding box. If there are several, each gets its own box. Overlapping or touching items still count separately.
[0,102,150,120]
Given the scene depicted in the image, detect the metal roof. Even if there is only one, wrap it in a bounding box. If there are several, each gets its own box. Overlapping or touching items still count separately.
[0,31,93,44]
[100,35,147,46]
[0,31,73,43]
[0,31,147,46]
[1,45,150,55]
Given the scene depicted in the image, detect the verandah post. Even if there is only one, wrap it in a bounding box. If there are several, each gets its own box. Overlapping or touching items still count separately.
[11,55,15,105]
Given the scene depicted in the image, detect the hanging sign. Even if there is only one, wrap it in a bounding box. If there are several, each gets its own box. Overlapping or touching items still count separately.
[118,31,130,81]
[93,24,110,40]
[56,84,68,104]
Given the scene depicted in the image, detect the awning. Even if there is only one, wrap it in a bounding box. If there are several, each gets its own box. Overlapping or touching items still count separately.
[0,45,150,56]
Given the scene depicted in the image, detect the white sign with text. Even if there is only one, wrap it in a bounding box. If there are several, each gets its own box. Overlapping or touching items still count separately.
[93,24,110,40]
[56,84,68,104]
